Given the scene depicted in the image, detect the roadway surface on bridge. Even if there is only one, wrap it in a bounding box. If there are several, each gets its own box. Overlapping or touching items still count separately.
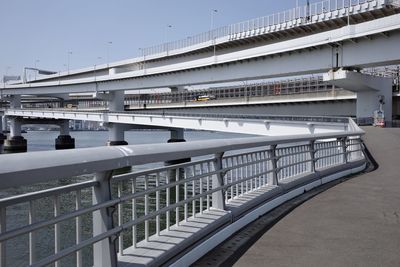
[234,126,400,267]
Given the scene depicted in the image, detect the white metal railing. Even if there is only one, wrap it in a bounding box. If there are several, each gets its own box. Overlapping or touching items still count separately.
[141,0,383,58]
[0,124,366,266]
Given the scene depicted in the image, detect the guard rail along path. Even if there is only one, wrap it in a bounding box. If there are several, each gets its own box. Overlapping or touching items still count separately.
[0,118,366,267]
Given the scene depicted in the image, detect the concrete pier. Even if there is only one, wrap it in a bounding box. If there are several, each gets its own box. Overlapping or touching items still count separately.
[4,117,27,153]
[107,91,128,146]
[166,129,190,165]
[55,120,75,149]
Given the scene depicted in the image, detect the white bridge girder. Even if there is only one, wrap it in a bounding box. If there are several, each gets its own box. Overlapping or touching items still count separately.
[324,69,393,121]
[2,14,400,96]
[4,109,348,136]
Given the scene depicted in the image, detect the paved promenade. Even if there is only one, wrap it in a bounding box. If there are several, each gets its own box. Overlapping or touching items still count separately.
[235,127,400,267]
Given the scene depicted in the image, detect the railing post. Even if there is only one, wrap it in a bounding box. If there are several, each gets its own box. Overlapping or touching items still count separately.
[309,140,316,173]
[92,171,117,267]
[339,137,348,163]
[271,145,279,185]
[212,153,225,210]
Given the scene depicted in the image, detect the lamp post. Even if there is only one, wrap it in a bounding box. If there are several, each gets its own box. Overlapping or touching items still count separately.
[94,57,102,82]
[67,51,72,74]
[106,41,112,68]
[210,9,218,58]
[164,25,172,55]
[139,48,146,72]
[34,59,40,80]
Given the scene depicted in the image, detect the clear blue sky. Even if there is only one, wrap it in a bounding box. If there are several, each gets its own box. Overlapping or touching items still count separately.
[0,0,317,78]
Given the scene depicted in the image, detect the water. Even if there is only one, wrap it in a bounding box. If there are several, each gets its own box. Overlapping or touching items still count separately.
[23,130,249,152]
[2,130,251,266]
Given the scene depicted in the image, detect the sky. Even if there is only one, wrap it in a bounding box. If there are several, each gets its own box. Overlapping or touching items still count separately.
[0,0,318,79]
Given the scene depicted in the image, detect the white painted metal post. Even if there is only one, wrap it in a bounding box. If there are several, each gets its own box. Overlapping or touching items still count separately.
[309,140,316,172]
[339,137,348,163]
[92,171,117,267]
[271,145,279,185]
[212,153,225,210]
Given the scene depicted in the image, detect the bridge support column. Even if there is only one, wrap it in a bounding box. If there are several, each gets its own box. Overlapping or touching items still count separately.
[4,95,26,153]
[165,129,190,182]
[107,123,128,146]
[1,116,7,132]
[166,129,190,165]
[107,91,128,146]
[55,120,75,150]
[324,69,393,125]
[4,117,27,153]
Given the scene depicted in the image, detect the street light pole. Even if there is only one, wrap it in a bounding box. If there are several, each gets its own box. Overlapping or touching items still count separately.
[67,51,72,74]
[34,59,40,80]
[210,9,218,58]
[164,25,172,55]
[106,41,112,68]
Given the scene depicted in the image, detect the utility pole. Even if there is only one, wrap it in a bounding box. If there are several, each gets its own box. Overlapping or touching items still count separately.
[210,9,218,58]
[67,51,72,75]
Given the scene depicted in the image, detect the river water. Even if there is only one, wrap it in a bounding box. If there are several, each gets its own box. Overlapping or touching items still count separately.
[2,130,251,266]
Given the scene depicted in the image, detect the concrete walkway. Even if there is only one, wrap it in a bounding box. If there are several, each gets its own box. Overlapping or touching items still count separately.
[235,127,400,267]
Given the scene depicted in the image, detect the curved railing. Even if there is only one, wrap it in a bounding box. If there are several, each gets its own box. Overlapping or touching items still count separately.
[141,0,384,58]
[0,121,365,266]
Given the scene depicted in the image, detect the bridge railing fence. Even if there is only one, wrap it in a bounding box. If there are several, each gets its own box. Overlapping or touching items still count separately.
[138,0,378,59]
[0,127,365,267]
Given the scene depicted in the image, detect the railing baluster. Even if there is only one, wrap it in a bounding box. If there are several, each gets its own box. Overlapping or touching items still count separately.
[54,194,60,267]
[199,164,204,214]
[271,145,279,185]
[240,155,244,194]
[145,176,149,241]
[230,158,234,199]
[212,153,225,210]
[75,190,82,267]
[166,172,171,230]
[206,162,210,210]
[156,172,160,235]
[235,157,239,197]
[29,200,36,265]
[192,166,196,217]
[184,169,188,221]
[131,177,137,248]
[175,168,180,226]
[117,182,123,255]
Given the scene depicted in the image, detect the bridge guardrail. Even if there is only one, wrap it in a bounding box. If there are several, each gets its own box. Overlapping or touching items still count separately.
[0,121,365,266]
[141,0,382,58]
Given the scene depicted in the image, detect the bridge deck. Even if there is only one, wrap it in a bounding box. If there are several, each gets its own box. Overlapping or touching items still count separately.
[234,126,400,267]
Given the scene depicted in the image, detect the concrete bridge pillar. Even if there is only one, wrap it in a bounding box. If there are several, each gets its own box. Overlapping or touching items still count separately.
[1,116,7,132]
[166,128,190,165]
[55,120,75,150]
[324,69,392,125]
[107,91,128,146]
[4,117,27,153]
[166,129,190,185]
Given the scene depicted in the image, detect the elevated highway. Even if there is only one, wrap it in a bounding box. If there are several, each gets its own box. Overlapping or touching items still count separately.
[1,0,400,95]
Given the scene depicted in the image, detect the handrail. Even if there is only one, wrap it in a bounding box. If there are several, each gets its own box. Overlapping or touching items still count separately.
[141,0,380,58]
[0,118,366,267]
[0,123,363,190]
